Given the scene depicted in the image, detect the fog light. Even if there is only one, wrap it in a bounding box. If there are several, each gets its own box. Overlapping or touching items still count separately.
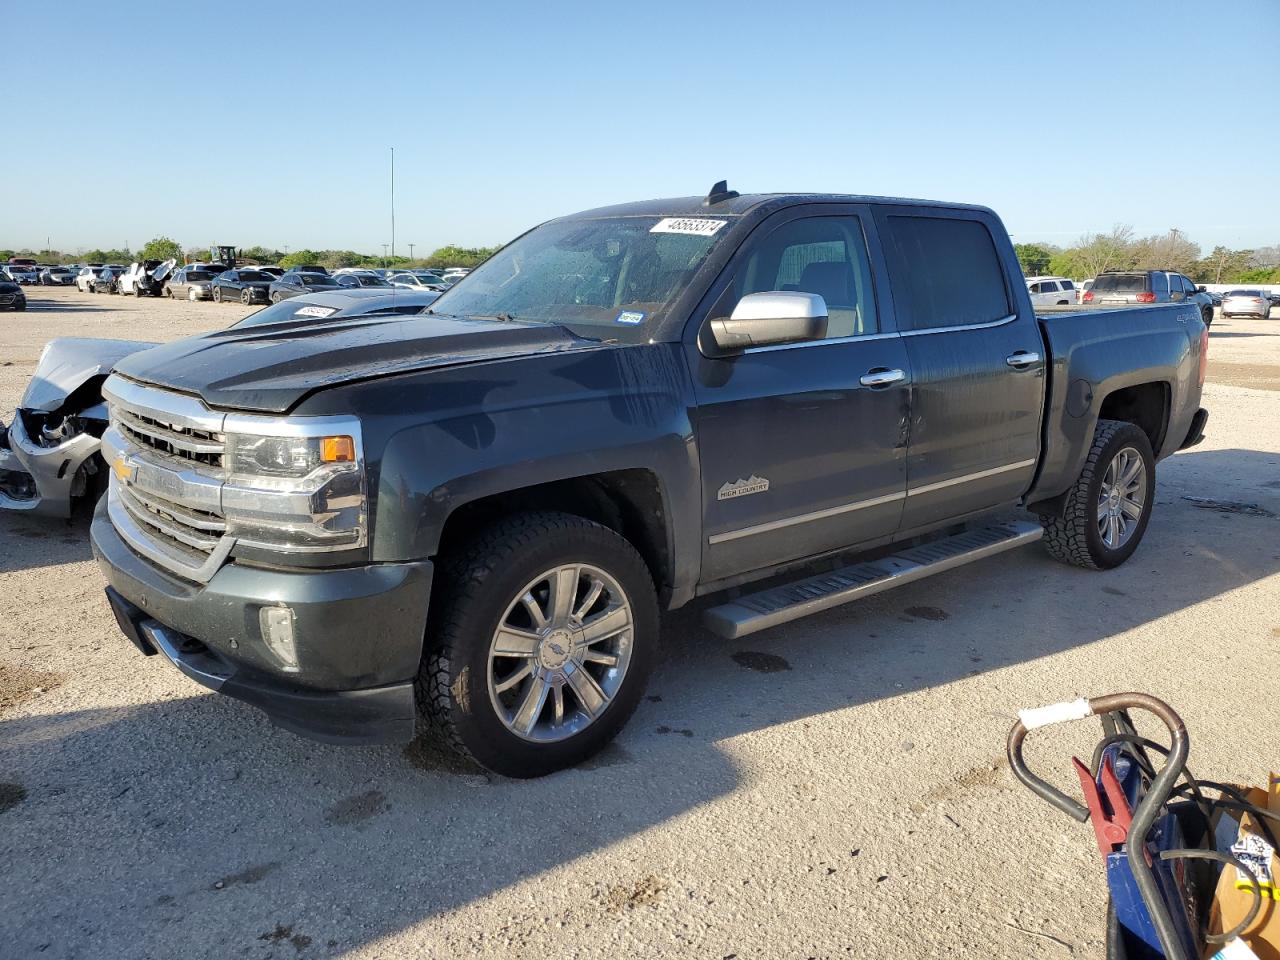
[259,606,299,672]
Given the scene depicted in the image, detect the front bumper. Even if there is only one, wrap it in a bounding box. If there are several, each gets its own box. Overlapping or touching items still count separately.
[91,500,433,745]
[0,410,101,516]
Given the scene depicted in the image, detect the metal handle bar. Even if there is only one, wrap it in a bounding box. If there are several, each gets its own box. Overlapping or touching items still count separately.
[1007,693,1191,960]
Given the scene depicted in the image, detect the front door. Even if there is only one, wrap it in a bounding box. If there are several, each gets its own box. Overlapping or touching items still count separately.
[687,208,911,585]
[875,208,1045,531]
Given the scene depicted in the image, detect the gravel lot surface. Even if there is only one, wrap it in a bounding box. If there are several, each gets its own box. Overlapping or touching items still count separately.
[2,287,1279,959]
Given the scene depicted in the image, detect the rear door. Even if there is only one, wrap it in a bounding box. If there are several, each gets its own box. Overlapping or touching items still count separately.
[687,205,911,584]
[875,208,1045,532]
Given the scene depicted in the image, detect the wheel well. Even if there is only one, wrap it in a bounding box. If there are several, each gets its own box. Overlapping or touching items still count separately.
[435,470,671,592]
[1097,382,1169,453]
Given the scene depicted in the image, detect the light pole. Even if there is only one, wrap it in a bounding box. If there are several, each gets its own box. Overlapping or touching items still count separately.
[408,243,415,262]
[382,243,389,267]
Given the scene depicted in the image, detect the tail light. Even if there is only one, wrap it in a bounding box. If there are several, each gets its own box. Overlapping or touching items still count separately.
[1135,292,1157,303]
[1082,291,1095,303]
[1198,327,1209,387]
[1254,297,1266,304]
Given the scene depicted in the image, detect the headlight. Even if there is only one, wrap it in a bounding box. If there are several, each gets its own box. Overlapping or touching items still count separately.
[221,417,366,553]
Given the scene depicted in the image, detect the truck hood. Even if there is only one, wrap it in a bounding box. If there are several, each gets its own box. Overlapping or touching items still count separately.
[22,337,158,412]
[112,312,604,413]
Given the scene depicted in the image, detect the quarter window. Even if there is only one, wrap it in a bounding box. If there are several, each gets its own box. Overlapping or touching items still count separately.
[728,215,878,338]
[883,215,1011,329]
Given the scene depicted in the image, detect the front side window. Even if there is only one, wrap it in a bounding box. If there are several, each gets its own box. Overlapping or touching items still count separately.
[883,215,1010,329]
[721,215,878,338]
[428,215,730,335]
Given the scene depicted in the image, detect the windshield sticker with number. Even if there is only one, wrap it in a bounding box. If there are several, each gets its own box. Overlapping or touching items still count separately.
[649,218,728,237]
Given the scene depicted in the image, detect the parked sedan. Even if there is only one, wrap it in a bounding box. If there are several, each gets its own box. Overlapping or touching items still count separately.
[334,272,393,288]
[76,267,105,292]
[90,265,127,294]
[39,267,76,286]
[164,265,222,301]
[0,278,26,311]
[268,271,341,303]
[387,271,447,292]
[210,269,275,305]
[1221,289,1272,320]
[4,264,39,284]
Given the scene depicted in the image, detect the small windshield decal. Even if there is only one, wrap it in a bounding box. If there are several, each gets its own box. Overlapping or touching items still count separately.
[650,217,727,237]
[615,311,646,325]
[718,475,770,500]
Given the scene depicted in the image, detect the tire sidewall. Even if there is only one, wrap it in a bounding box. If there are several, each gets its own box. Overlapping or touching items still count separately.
[1083,425,1155,569]
[438,520,658,777]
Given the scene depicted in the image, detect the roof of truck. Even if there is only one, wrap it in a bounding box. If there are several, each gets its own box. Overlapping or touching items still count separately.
[564,191,993,221]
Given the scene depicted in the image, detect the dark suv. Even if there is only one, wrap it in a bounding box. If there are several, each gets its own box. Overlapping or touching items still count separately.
[1083,270,1214,325]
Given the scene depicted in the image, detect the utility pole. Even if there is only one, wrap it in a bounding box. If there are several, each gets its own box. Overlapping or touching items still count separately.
[382,243,389,267]
[408,243,415,261]
[390,146,396,261]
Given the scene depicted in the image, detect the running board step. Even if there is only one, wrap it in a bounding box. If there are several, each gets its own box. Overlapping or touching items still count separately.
[702,519,1043,639]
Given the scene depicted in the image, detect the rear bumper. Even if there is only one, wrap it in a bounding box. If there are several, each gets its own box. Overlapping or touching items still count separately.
[91,499,433,745]
[1180,408,1208,450]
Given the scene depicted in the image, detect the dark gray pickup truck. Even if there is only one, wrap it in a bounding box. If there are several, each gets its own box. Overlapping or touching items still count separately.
[91,184,1209,776]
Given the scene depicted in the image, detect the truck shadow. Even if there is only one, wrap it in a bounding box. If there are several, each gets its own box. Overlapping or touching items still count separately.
[1,445,1278,957]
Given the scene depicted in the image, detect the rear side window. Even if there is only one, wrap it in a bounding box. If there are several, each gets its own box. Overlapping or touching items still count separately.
[1092,274,1146,294]
[1060,279,1074,291]
[1152,273,1170,296]
[883,216,1010,329]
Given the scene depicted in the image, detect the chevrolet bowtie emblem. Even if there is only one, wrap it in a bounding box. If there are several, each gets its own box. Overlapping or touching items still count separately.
[112,455,135,485]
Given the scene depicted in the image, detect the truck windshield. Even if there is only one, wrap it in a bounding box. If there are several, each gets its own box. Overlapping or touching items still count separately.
[428,216,730,332]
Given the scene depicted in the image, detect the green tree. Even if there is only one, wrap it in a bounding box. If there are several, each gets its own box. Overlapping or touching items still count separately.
[239,245,283,265]
[1013,242,1057,276]
[279,249,323,269]
[424,244,500,269]
[140,236,183,262]
[1193,246,1254,284]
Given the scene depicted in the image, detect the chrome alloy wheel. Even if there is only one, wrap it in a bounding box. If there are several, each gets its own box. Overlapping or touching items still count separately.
[487,563,634,743]
[1097,446,1146,549]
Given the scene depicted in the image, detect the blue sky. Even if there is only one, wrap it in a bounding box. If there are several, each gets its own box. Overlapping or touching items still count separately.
[3,0,1276,256]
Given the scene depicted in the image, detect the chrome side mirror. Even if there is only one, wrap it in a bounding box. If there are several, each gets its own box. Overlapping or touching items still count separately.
[708,291,828,353]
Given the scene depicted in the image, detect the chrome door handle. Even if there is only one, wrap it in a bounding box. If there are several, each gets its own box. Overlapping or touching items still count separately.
[1006,351,1042,369]
[860,368,906,388]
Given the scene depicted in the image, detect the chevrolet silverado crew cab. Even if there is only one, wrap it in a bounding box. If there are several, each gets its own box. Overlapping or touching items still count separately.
[91,184,1209,777]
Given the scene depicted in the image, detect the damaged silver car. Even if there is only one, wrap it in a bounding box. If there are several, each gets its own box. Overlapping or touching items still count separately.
[0,338,154,516]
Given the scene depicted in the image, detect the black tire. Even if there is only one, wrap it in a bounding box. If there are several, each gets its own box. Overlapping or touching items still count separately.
[14,301,25,311]
[418,510,658,778]
[1202,306,1213,327]
[1040,419,1155,570]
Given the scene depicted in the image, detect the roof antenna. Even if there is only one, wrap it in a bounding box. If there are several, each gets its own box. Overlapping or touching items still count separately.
[704,180,739,206]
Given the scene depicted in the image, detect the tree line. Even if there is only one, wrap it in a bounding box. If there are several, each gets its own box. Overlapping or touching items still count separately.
[0,237,501,271]
[1014,228,1280,285]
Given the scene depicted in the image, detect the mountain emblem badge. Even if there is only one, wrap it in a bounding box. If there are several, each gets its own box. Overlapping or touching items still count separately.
[717,475,770,501]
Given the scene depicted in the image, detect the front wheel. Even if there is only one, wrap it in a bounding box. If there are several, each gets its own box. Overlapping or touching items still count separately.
[188,287,199,301]
[212,287,222,302]
[241,288,252,305]
[418,511,658,777]
[1040,419,1155,570]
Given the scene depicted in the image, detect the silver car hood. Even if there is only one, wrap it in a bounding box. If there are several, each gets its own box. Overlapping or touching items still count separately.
[21,337,157,412]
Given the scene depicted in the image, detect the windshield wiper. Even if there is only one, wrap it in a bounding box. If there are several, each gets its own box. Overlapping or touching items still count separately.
[467,312,518,322]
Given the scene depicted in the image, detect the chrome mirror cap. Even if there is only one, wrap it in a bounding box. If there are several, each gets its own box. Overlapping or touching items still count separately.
[709,291,828,353]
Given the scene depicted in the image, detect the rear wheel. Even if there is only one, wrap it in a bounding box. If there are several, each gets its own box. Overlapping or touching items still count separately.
[418,511,658,777]
[1040,419,1155,570]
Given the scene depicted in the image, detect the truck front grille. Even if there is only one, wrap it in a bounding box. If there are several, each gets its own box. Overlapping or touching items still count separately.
[114,406,225,470]
[103,378,232,582]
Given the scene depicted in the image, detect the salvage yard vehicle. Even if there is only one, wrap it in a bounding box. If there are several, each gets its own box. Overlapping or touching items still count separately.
[1025,275,1075,307]
[39,266,76,285]
[1,339,153,515]
[90,184,1209,777]
[268,269,339,302]
[210,269,274,304]
[119,259,175,297]
[1220,288,1272,319]
[1083,270,1214,326]
[163,265,220,301]
[0,276,26,311]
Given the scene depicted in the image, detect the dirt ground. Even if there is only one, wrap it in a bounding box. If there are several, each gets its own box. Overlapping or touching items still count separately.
[2,286,1279,959]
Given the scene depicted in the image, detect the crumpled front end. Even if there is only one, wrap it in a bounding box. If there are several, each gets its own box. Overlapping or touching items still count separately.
[0,337,154,517]
[0,407,105,516]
